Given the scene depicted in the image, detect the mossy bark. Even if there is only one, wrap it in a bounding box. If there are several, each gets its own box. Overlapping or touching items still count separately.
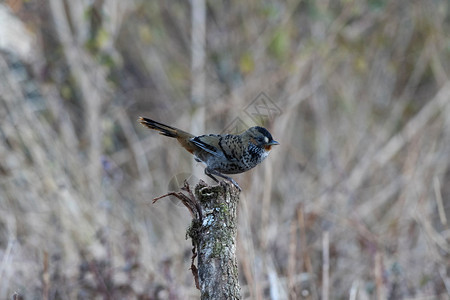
[190,181,241,300]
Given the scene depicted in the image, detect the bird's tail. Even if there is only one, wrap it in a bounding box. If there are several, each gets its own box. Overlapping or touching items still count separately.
[138,117,198,153]
[139,117,183,137]
[138,116,196,149]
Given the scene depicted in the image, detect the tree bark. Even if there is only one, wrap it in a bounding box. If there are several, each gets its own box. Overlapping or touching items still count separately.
[153,180,241,299]
[189,181,241,300]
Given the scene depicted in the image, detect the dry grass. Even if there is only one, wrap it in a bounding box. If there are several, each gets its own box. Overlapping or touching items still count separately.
[1,0,449,299]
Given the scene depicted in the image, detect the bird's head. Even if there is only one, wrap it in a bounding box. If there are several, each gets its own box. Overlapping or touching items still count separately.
[245,126,279,152]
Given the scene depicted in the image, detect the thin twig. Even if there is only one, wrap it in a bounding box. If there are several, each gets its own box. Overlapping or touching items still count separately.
[190,245,200,290]
[374,251,385,300]
[287,218,297,297]
[433,176,447,225]
[322,231,329,300]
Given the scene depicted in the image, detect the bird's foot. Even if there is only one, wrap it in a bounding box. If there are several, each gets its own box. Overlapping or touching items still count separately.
[225,177,242,191]
[205,168,241,192]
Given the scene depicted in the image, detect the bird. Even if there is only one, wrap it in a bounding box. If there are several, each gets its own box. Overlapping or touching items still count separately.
[138,117,279,191]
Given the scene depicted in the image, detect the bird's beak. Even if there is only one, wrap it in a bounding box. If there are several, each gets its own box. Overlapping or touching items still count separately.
[267,140,280,146]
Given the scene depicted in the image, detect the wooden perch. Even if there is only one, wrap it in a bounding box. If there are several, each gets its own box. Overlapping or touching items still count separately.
[153,180,241,300]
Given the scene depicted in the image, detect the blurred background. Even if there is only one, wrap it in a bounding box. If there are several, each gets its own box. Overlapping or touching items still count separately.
[1,0,449,299]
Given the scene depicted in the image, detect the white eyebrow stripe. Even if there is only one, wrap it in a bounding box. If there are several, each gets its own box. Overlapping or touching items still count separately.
[264,136,269,143]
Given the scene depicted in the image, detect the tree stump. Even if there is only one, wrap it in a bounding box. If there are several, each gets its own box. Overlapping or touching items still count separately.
[153,180,241,299]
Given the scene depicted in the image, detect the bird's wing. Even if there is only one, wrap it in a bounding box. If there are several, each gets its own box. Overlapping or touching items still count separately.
[190,135,222,157]
[190,134,239,162]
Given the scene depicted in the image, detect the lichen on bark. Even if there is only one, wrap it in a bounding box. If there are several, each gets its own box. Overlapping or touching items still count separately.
[189,180,241,300]
[153,179,241,299]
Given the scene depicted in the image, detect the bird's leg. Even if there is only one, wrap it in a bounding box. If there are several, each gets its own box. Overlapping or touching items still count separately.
[205,168,242,191]
[204,168,219,182]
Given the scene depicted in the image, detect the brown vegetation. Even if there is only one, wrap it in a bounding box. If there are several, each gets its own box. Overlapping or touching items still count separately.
[0,0,449,299]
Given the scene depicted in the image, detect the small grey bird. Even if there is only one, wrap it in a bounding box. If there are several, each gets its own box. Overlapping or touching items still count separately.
[139,117,279,190]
